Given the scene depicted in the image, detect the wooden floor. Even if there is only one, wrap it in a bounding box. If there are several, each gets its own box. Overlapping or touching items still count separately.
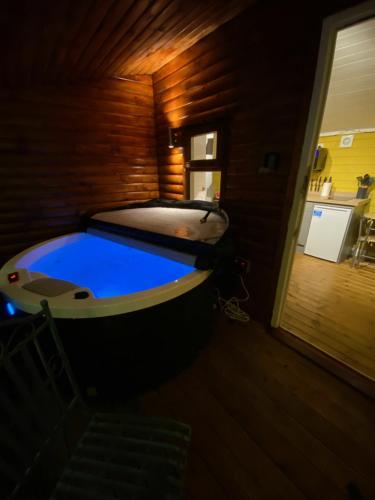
[141,317,375,500]
[281,253,375,382]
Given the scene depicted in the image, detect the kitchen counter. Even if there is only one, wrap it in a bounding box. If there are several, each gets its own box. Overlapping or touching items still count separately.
[306,193,370,207]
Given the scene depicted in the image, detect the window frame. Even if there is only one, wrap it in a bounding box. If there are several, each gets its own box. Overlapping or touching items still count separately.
[180,120,228,200]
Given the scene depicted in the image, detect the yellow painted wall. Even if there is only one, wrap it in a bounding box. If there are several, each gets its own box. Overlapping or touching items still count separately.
[213,171,221,195]
[314,132,375,211]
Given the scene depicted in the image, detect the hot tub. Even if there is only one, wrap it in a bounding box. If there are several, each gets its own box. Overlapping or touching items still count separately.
[0,228,215,397]
[0,230,210,319]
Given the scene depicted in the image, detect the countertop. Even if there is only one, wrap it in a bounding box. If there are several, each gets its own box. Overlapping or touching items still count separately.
[306,193,370,207]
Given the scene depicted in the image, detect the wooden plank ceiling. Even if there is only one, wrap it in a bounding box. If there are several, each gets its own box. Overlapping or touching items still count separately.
[0,0,253,87]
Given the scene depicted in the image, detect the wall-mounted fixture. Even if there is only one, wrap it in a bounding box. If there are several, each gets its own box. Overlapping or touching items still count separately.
[168,128,182,148]
[259,152,280,173]
[340,134,354,148]
[312,146,327,171]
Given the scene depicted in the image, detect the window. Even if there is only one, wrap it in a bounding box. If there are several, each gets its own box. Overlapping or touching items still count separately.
[191,132,217,160]
[190,170,221,202]
[182,121,227,202]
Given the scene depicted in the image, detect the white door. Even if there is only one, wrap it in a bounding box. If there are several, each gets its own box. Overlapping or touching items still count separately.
[304,205,352,262]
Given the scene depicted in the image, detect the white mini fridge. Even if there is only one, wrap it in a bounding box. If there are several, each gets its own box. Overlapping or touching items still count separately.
[304,204,352,262]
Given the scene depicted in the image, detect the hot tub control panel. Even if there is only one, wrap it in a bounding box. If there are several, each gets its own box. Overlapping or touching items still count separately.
[7,272,19,283]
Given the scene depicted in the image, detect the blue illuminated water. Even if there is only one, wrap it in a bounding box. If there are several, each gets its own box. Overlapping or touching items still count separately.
[25,234,195,298]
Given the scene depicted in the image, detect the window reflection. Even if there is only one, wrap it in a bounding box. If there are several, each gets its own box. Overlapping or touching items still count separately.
[191,132,217,160]
[190,171,221,202]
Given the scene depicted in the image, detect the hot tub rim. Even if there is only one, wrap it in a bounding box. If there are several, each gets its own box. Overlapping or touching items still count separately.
[0,232,211,319]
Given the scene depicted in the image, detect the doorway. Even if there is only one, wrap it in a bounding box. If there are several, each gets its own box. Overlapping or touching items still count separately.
[273,2,375,388]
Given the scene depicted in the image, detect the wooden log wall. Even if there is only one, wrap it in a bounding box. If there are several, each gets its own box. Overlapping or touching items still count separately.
[153,0,360,322]
[0,76,158,265]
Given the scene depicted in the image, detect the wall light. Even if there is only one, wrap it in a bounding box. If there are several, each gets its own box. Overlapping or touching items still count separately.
[168,128,181,148]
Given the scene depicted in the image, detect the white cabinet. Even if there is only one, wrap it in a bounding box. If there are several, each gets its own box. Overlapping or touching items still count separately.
[304,205,352,262]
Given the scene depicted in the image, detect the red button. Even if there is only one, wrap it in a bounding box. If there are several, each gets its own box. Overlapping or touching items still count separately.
[7,272,19,283]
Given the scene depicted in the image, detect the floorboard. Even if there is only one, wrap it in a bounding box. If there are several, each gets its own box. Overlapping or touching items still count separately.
[281,253,375,381]
[141,316,375,500]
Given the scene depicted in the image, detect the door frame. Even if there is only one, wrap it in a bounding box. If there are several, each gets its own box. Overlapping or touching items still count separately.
[271,0,375,327]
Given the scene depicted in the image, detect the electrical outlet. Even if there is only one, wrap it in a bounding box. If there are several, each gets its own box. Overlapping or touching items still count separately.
[233,256,250,276]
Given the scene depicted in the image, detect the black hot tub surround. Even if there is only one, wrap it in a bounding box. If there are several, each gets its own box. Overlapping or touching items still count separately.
[58,275,216,399]
[0,199,232,399]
